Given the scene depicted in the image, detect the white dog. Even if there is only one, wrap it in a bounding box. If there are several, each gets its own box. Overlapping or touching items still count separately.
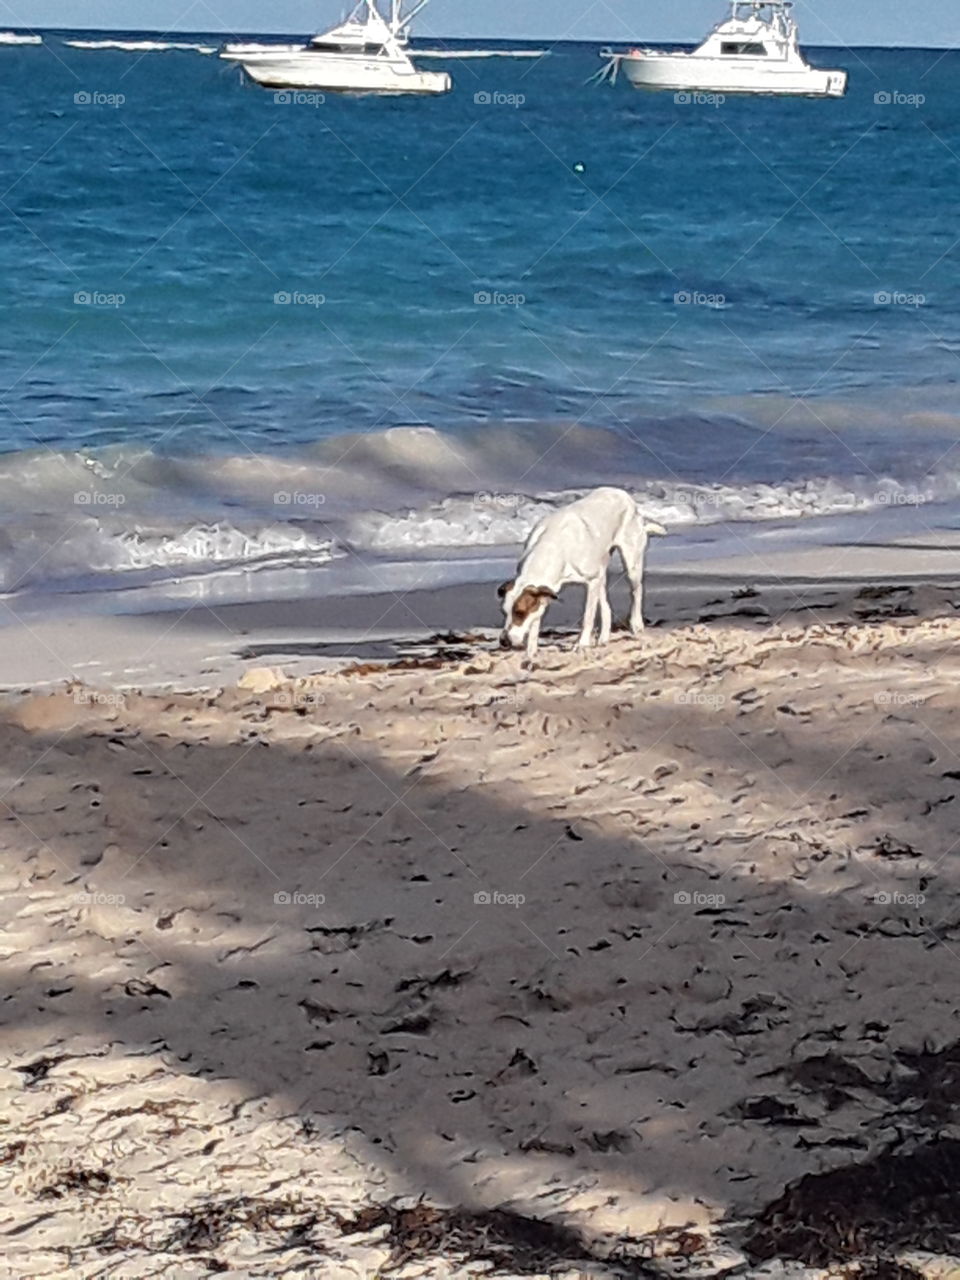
[499,487,667,659]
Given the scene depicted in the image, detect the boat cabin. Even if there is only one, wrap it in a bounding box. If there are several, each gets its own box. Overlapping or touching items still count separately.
[699,0,799,61]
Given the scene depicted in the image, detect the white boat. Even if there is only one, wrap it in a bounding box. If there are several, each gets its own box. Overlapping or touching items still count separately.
[220,0,451,95]
[598,1,847,99]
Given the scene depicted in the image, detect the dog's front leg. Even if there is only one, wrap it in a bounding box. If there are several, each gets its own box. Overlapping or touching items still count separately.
[525,613,543,660]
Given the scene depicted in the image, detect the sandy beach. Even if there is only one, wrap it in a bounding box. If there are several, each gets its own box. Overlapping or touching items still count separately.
[5,14,960,1277]
[4,566,960,1278]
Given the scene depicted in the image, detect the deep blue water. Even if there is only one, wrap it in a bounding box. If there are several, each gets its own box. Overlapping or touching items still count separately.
[0,32,959,596]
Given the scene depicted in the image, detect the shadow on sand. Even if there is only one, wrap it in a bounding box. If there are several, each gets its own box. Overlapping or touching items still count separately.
[3,617,960,1273]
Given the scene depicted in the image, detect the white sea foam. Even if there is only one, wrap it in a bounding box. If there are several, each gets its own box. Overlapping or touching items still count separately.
[350,476,955,553]
[0,32,42,45]
[105,522,335,574]
[65,39,217,54]
[0,519,337,593]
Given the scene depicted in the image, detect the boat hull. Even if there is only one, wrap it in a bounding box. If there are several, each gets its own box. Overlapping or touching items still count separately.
[222,50,451,94]
[620,53,846,97]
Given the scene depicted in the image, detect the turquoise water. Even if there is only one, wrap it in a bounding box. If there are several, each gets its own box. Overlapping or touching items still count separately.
[1,33,959,596]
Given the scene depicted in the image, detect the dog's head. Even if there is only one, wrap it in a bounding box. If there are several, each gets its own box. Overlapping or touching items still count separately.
[498,579,557,650]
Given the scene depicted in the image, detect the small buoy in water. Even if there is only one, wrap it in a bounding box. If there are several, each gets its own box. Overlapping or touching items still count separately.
[573,161,585,173]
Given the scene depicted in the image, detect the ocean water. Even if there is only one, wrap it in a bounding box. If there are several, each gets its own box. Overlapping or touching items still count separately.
[1,32,959,603]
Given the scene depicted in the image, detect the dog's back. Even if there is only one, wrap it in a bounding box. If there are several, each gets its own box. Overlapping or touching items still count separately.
[523,487,635,551]
[518,488,638,582]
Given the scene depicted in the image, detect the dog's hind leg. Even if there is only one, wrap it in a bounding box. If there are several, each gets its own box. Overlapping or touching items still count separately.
[577,581,601,648]
[598,588,612,645]
[615,526,648,635]
[627,565,645,635]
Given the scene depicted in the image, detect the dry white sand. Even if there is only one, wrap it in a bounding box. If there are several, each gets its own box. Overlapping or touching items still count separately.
[3,575,960,1277]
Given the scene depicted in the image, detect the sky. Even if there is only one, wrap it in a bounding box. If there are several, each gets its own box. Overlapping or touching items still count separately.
[2,0,957,46]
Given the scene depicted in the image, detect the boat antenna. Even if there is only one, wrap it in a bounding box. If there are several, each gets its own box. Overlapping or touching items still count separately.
[401,0,433,27]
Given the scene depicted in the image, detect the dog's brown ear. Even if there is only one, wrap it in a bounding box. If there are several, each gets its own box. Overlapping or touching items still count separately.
[535,586,558,601]
[497,579,515,599]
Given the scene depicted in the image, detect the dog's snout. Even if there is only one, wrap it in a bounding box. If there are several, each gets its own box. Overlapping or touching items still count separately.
[499,633,512,650]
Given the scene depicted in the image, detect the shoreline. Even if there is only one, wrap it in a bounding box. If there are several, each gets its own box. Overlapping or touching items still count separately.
[3,526,960,690]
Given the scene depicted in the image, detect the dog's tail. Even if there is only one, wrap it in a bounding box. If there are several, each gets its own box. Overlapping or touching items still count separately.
[645,520,668,537]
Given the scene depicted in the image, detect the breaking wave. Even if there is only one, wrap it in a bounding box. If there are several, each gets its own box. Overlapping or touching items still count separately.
[0,420,955,597]
[0,516,336,594]
[350,476,956,552]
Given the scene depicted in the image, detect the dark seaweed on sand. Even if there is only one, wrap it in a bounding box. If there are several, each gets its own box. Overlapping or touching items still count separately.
[744,1138,960,1266]
[337,1203,654,1276]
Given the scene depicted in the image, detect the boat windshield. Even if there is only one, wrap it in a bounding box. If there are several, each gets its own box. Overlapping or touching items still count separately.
[309,39,386,53]
[721,40,768,55]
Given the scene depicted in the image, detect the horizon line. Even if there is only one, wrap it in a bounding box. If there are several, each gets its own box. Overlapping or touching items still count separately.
[8,26,960,51]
